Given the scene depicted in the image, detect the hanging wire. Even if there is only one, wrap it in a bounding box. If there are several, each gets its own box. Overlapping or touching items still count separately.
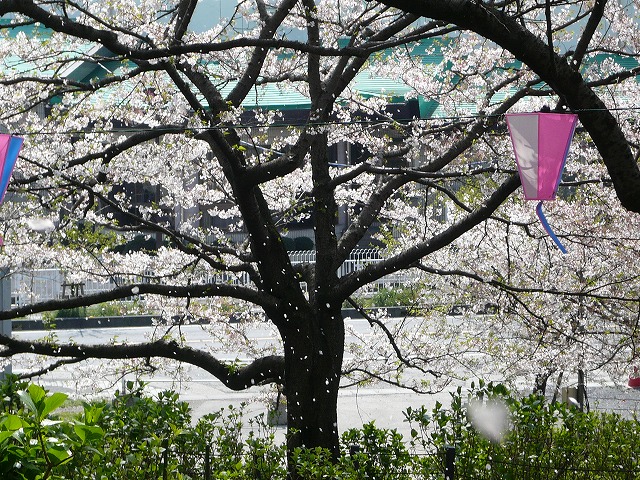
[10,105,640,137]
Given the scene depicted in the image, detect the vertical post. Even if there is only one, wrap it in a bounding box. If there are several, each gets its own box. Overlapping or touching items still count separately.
[204,443,211,480]
[0,268,11,381]
[349,444,361,471]
[577,369,585,412]
[445,445,455,480]
[161,438,169,480]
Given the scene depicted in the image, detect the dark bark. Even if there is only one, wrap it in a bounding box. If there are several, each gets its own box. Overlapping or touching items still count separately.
[0,283,277,320]
[280,306,345,460]
[533,371,551,396]
[171,0,198,44]
[336,89,527,265]
[0,334,285,390]
[0,1,370,60]
[3,1,639,473]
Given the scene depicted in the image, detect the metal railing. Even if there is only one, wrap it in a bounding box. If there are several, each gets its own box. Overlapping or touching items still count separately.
[10,250,412,307]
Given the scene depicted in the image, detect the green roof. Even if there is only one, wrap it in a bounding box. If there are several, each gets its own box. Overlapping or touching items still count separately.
[3,33,637,119]
[219,82,311,110]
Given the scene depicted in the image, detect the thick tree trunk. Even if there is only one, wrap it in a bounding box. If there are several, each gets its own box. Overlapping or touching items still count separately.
[281,306,345,473]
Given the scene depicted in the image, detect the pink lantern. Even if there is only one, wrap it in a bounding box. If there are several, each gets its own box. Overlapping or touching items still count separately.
[506,112,578,253]
[0,133,23,204]
[0,134,23,247]
[629,366,640,389]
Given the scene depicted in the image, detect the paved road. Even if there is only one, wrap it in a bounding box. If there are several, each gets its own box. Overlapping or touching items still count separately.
[11,321,640,441]
[10,320,461,439]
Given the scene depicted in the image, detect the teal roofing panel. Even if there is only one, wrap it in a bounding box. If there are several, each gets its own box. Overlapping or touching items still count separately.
[225,83,311,110]
[351,69,412,99]
[4,32,636,119]
[227,72,417,111]
[0,20,52,38]
[419,97,439,118]
[3,54,42,75]
[216,66,416,110]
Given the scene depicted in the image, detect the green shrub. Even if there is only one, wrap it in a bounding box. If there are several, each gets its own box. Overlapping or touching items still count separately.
[53,307,87,318]
[350,286,422,309]
[0,382,99,480]
[404,380,640,479]
[340,422,413,479]
[3,378,640,479]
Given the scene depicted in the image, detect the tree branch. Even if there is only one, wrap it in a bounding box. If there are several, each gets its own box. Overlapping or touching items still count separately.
[226,0,299,108]
[0,1,384,61]
[17,357,86,380]
[0,282,277,320]
[335,90,526,265]
[0,335,285,391]
[377,0,640,214]
[172,0,198,44]
[572,0,607,69]
[15,126,184,185]
[337,174,521,297]
[346,297,443,379]
[415,263,640,304]
[341,368,447,394]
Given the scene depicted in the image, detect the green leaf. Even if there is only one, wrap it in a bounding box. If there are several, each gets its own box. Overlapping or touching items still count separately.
[18,390,38,415]
[46,445,71,464]
[82,403,104,425]
[41,392,68,418]
[73,423,85,442]
[2,414,24,431]
[74,423,104,443]
[27,384,46,404]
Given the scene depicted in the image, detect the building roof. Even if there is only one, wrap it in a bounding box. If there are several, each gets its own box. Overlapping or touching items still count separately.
[2,24,637,120]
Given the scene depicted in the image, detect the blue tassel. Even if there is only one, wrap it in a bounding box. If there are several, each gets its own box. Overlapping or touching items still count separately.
[536,201,567,254]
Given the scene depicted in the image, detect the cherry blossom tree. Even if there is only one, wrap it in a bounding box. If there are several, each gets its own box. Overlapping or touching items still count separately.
[0,0,640,465]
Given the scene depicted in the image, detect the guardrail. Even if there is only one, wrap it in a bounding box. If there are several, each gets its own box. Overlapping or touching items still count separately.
[10,250,416,307]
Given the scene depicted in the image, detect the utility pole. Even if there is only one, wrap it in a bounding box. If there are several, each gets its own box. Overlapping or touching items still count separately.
[577,368,587,412]
[0,268,11,380]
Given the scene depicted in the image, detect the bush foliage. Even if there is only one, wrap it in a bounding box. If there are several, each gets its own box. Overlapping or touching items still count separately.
[1,377,639,479]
